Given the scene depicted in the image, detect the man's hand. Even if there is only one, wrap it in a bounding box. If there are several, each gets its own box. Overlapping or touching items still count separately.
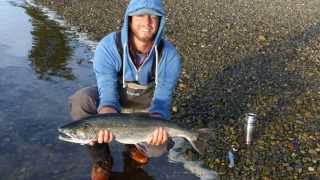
[88,106,117,145]
[98,106,118,114]
[146,127,168,146]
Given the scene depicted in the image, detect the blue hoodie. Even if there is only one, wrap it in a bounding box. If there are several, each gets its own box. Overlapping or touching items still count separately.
[93,0,181,120]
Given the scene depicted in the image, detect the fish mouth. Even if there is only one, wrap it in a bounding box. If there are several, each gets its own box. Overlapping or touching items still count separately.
[58,128,77,142]
[58,132,74,141]
[58,129,93,145]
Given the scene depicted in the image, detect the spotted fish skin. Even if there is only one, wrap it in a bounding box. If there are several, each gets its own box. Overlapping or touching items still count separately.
[58,113,202,154]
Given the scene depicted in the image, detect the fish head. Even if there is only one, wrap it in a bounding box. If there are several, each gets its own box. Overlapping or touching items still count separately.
[58,121,96,144]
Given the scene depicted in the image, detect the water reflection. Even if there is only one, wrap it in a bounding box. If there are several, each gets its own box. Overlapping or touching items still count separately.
[0,0,33,58]
[25,5,74,80]
[111,151,154,180]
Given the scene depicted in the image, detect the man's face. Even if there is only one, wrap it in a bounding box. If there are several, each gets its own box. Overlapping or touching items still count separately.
[130,15,160,43]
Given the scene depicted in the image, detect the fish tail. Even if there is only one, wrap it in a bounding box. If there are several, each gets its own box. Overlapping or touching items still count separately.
[190,139,203,155]
[184,132,203,155]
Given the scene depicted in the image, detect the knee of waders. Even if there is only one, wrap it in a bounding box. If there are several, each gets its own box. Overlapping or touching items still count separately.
[68,88,97,120]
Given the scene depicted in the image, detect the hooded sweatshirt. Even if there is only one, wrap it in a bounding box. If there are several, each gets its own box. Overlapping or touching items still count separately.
[93,0,181,120]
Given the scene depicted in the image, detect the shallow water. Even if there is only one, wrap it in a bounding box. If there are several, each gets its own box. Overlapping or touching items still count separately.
[0,0,214,179]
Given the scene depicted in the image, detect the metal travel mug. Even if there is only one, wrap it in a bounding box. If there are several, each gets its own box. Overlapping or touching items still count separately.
[245,113,257,145]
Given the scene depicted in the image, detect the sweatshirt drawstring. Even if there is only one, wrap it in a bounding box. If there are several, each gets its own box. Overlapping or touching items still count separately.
[155,45,159,88]
[123,44,158,88]
[123,44,127,88]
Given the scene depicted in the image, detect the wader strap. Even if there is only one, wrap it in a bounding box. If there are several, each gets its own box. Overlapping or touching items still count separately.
[115,31,123,61]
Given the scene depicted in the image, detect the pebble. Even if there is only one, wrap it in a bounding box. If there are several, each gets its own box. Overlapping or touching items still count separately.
[312,159,317,164]
[201,28,208,33]
[302,157,311,163]
[257,35,267,42]
[287,166,294,171]
[172,106,178,113]
[178,83,187,89]
[283,163,289,167]
[308,167,314,172]
[308,149,317,155]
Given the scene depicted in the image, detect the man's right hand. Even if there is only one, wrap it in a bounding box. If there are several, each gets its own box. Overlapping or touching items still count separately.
[98,106,118,114]
[88,106,117,145]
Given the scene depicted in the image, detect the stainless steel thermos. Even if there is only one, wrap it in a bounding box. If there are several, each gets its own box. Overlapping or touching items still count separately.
[245,113,257,145]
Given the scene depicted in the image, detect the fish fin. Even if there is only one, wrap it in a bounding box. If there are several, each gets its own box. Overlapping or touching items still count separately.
[182,135,203,155]
[135,143,148,154]
[197,128,214,134]
[188,128,215,155]
[190,140,203,155]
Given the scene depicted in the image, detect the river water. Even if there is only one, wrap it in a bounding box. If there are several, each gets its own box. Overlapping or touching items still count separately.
[0,0,217,179]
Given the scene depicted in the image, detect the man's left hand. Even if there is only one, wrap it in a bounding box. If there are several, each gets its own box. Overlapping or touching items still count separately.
[146,127,168,146]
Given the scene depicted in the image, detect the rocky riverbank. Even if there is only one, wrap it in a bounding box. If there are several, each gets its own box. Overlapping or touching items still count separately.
[33,0,320,178]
